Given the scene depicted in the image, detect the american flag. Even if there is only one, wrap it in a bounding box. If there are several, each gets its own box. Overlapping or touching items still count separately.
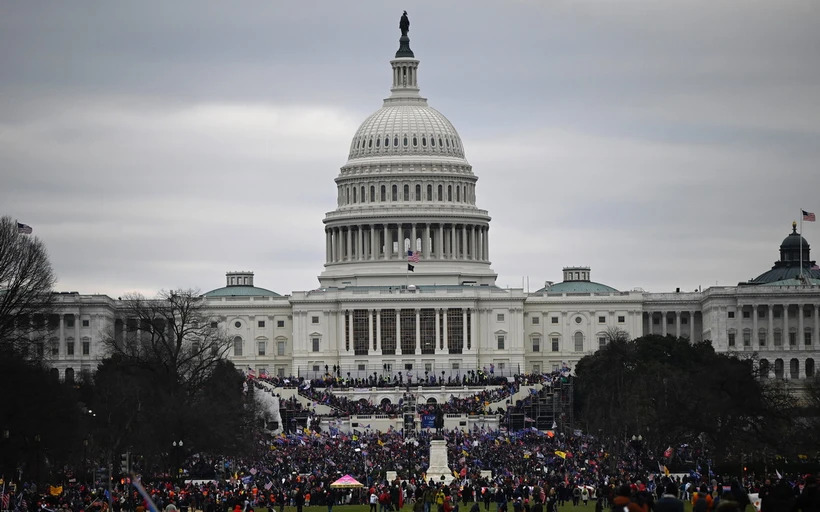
[246,366,257,379]
[17,222,33,234]
[407,250,420,263]
[803,210,816,222]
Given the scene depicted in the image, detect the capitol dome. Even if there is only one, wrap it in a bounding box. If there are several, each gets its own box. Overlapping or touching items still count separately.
[318,17,497,288]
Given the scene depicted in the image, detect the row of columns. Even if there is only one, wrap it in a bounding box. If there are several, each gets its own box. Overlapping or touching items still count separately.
[759,356,816,379]
[747,304,820,348]
[645,311,698,340]
[339,181,474,206]
[326,223,489,264]
[344,308,476,356]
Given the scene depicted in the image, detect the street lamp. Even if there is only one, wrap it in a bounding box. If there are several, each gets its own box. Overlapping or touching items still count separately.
[630,435,643,474]
[172,440,184,481]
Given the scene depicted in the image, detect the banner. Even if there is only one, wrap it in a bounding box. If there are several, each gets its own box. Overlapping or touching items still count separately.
[421,415,436,428]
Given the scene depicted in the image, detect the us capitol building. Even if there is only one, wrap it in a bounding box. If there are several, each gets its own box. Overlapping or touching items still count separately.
[46,19,820,387]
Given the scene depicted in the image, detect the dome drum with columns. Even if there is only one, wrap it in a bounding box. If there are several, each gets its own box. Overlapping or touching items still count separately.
[320,21,496,288]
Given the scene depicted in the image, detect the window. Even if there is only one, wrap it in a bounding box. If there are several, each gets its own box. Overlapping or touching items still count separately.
[532,316,540,325]
[807,358,815,378]
[759,330,766,346]
[66,316,75,327]
[618,316,625,323]
[497,313,505,322]
[575,317,582,324]
[789,332,797,346]
[574,332,584,352]
[82,341,90,355]
[312,365,320,372]
[277,341,286,356]
[806,331,813,346]
[210,321,218,328]
[427,184,432,201]
[405,363,413,370]
[774,330,782,346]
[532,337,540,352]
[728,332,736,347]
[233,337,243,357]
[234,321,241,328]
[682,316,688,325]
[312,338,320,352]
[392,185,398,201]
[552,337,560,352]
[774,310,781,319]
[437,185,443,201]
[743,311,750,319]
[728,311,735,319]
[415,184,421,199]
[381,185,386,201]
[277,320,285,328]
[277,367,285,377]
[82,319,90,327]
[66,340,74,356]
[452,362,460,370]
[551,317,559,324]
[598,316,606,323]
[258,341,266,356]
[192,341,200,354]
[599,336,607,349]
[403,184,409,201]
[312,316,319,324]
[258,320,265,328]
[497,335,505,350]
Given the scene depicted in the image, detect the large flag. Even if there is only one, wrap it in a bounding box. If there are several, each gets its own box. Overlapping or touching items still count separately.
[555,450,567,459]
[803,210,816,222]
[17,222,33,234]
[408,250,420,263]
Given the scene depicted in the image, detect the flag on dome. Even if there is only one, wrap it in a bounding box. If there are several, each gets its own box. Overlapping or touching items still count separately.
[803,210,816,222]
[408,250,420,263]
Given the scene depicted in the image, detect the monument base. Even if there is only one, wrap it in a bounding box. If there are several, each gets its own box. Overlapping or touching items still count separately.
[424,438,454,485]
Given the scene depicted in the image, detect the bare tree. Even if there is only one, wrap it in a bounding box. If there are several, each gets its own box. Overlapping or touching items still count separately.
[0,215,56,355]
[103,289,232,396]
[603,326,631,343]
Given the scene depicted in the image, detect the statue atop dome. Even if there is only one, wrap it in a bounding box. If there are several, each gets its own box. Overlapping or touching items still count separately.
[400,11,410,37]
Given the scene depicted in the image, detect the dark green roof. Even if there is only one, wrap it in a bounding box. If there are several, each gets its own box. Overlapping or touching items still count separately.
[536,281,618,294]
[749,266,820,285]
[762,277,820,286]
[203,286,281,298]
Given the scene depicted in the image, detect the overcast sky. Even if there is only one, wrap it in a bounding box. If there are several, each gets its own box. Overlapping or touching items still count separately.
[2,1,819,297]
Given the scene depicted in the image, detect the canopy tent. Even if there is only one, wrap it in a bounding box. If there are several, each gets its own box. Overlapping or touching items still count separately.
[330,474,364,488]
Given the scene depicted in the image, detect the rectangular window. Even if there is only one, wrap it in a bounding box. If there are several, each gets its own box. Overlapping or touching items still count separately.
[532,316,540,325]
[498,362,505,371]
[598,336,607,349]
[277,341,285,356]
[789,332,797,346]
[312,365,320,372]
[424,362,432,371]
[311,316,319,324]
[497,335,505,350]
[277,367,285,377]
[743,331,751,347]
[497,313,505,322]
[532,364,540,373]
[759,331,766,346]
[598,316,606,323]
[728,333,736,347]
[258,320,265,328]
[357,363,366,371]
[66,341,74,356]
[452,362,460,370]
[405,363,413,370]
[532,338,540,352]
[258,342,266,356]
[82,319,90,327]
[743,311,750,319]
[312,338,320,352]
[618,316,625,323]
[277,320,285,328]
[82,341,90,355]
[774,331,782,346]
[774,310,781,318]
[653,317,660,325]
[728,311,735,319]
[551,317,559,324]
[552,338,559,352]
[234,339,243,357]
[805,332,813,346]
[66,316,75,327]
[682,317,688,325]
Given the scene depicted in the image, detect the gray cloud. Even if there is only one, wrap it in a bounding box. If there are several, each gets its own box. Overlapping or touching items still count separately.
[1,0,818,297]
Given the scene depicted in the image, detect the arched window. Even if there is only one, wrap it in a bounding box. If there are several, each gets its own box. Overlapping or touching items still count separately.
[233,336,243,357]
[447,185,452,201]
[403,137,408,147]
[385,137,389,147]
[360,186,365,203]
[427,184,433,201]
[774,358,784,379]
[368,138,372,148]
[437,185,443,201]
[403,184,409,201]
[415,184,421,200]
[370,185,375,202]
[759,358,770,378]
[65,367,75,384]
[346,187,350,204]
[376,137,380,148]
[456,186,461,202]
[422,136,427,147]
[431,137,436,147]
[413,136,418,147]
[393,137,399,147]
[381,185,386,202]
[392,185,398,201]
[352,187,357,203]
[790,358,799,379]
[574,332,584,352]
[807,358,815,378]
[439,137,443,147]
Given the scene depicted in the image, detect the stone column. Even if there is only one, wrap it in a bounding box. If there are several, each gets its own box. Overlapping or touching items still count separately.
[74,314,80,353]
[383,225,389,260]
[470,308,477,352]
[753,306,759,346]
[424,224,431,259]
[460,225,466,260]
[357,226,364,261]
[437,225,444,259]
[435,309,441,353]
[411,224,417,254]
[395,309,401,353]
[330,229,336,263]
[662,311,668,337]
[675,311,681,338]
[768,306,774,346]
[798,304,805,347]
[689,311,696,341]
[462,308,468,349]
[415,309,421,355]
[59,315,65,346]
[348,311,354,353]
[368,310,374,351]
[450,225,456,259]
[814,305,819,349]
[326,230,331,263]
[783,304,789,347]
[371,225,378,260]
[376,310,382,351]
[483,227,489,261]
[443,309,449,351]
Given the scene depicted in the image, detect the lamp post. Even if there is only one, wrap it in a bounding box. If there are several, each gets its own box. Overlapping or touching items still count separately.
[172,439,184,482]
[630,435,643,474]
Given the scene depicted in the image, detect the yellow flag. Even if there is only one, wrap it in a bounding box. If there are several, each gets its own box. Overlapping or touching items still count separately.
[555,451,567,459]
[49,486,63,496]
[353,435,358,441]
[378,439,384,446]
[663,465,670,476]
[462,450,469,456]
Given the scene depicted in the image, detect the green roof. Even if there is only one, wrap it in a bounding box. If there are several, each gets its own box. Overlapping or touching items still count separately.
[536,281,618,294]
[203,285,281,298]
[760,277,820,287]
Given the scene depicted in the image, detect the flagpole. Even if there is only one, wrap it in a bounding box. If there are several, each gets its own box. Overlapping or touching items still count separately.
[800,210,804,282]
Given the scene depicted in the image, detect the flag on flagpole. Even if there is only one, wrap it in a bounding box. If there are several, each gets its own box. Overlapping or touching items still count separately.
[803,210,816,222]
[247,366,257,379]
[407,250,420,263]
[17,222,33,234]
[407,264,415,272]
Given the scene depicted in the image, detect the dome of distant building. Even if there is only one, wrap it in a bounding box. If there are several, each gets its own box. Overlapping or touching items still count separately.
[203,271,280,297]
[536,266,618,293]
[748,222,819,284]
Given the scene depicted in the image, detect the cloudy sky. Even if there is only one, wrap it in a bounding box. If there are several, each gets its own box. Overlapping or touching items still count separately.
[2,1,819,297]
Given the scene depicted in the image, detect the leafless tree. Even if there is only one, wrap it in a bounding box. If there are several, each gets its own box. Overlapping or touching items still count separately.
[103,289,232,396]
[603,326,631,343]
[0,215,56,356]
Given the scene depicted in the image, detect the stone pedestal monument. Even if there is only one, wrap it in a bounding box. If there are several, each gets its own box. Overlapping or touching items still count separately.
[424,438,453,484]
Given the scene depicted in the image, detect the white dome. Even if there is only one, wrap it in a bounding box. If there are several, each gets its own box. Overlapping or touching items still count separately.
[347,105,465,160]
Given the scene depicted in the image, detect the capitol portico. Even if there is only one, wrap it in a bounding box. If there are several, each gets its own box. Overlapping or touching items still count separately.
[38,17,820,388]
